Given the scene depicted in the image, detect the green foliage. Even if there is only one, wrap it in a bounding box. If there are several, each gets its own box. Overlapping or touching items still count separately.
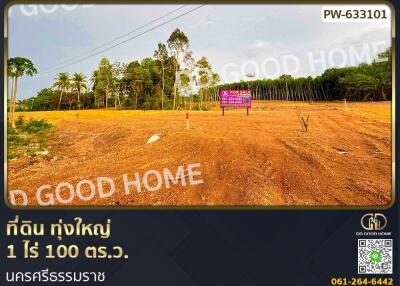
[19,29,212,111]
[154,43,168,62]
[167,28,189,57]
[21,118,52,133]
[207,47,392,102]
[53,72,70,91]
[22,88,55,111]
[19,34,391,113]
[8,57,38,78]
[72,73,87,109]
[72,73,87,91]
[8,57,38,127]
[8,118,53,159]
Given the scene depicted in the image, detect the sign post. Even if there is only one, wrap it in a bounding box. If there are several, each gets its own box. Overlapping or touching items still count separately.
[219,89,252,116]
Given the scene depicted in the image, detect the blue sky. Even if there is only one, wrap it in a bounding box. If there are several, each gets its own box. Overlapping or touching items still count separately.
[8,4,391,99]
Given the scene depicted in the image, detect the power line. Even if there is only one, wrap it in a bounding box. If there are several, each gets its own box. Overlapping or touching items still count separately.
[41,5,187,72]
[41,4,205,75]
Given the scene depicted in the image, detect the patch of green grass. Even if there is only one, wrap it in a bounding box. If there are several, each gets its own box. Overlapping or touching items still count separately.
[8,133,30,146]
[20,118,52,133]
[8,116,54,160]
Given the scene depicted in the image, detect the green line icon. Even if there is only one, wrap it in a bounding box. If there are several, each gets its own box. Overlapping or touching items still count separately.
[370,251,381,262]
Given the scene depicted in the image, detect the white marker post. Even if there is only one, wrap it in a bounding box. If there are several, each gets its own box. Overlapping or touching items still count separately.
[344,98,348,111]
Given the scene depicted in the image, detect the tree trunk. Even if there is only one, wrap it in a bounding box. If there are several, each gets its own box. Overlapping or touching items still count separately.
[173,51,180,110]
[321,85,326,101]
[381,86,388,101]
[94,92,97,109]
[189,81,193,111]
[199,89,203,110]
[285,81,289,101]
[10,76,17,128]
[9,77,14,127]
[162,60,164,110]
[105,86,109,109]
[58,90,63,110]
[9,77,14,117]
[77,88,80,110]
[173,62,177,110]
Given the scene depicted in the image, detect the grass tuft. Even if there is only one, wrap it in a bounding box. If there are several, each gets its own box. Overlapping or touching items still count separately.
[8,117,54,160]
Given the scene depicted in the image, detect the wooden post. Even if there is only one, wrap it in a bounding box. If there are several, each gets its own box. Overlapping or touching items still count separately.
[222,108,225,116]
[186,112,189,130]
[247,108,249,116]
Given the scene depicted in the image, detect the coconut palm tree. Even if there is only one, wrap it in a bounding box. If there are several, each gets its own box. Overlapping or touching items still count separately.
[7,57,38,127]
[72,73,87,109]
[53,72,71,110]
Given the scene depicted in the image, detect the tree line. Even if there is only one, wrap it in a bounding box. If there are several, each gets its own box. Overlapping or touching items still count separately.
[202,48,391,102]
[18,28,220,112]
[9,34,391,121]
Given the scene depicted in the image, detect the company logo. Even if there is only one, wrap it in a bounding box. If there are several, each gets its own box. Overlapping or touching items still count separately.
[361,213,387,231]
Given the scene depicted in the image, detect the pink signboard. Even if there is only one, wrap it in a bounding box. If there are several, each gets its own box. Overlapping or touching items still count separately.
[220,90,252,109]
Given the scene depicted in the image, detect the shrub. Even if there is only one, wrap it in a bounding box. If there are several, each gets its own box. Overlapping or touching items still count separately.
[21,119,52,133]
[8,118,53,160]
[8,133,29,146]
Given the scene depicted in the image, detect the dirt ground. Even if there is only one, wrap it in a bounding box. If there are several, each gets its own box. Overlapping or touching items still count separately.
[7,101,392,207]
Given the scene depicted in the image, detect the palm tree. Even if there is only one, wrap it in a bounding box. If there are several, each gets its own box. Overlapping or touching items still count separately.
[7,57,38,127]
[72,73,87,109]
[53,72,71,110]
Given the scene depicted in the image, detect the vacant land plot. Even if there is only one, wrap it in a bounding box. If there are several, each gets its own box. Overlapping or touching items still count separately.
[7,101,392,207]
